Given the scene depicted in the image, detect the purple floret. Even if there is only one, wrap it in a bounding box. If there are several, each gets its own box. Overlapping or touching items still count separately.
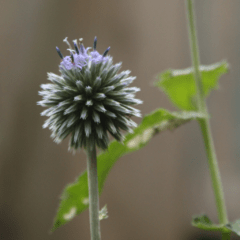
[59,38,110,71]
[81,46,91,58]
[74,53,88,69]
[60,53,88,71]
[60,56,73,70]
[90,51,104,64]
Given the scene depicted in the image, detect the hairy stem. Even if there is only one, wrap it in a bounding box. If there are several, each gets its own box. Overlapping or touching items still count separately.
[186,0,230,239]
[86,139,101,240]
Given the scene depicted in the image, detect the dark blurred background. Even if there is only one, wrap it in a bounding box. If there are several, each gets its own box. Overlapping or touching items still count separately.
[1,0,240,239]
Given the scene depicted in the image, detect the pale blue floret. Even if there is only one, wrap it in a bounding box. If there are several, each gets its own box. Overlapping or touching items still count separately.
[59,37,110,71]
[90,51,109,64]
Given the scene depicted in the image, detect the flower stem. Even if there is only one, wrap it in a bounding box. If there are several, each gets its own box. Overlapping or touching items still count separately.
[186,1,230,239]
[86,138,101,240]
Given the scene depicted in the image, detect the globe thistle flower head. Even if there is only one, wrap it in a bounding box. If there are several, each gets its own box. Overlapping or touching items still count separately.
[38,37,142,151]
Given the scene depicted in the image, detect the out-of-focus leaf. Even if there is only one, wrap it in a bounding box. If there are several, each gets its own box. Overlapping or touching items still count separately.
[192,214,220,231]
[192,214,231,233]
[52,109,206,231]
[226,219,240,236]
[155,61,229,110]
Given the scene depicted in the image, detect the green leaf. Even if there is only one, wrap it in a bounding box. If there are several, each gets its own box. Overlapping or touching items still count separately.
[155,61,229,110]
[192,214,220,231]
[226,219,240,236]
[52,109,206,231]
[192,214,231,233]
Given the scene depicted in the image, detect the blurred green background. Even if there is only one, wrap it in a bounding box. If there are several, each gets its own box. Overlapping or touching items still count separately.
[1,0,240,239]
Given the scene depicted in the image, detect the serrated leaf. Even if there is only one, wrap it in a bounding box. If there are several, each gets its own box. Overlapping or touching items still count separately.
[226,219,240,236]
[52,109,206,231]
[192,214,231,233]
[155,61,229,110]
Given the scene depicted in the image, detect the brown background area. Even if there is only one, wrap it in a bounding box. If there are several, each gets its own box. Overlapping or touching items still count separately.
[1,0,240,239]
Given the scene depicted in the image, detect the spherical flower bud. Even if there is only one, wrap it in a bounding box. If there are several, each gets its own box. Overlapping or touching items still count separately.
[38,37,142,150]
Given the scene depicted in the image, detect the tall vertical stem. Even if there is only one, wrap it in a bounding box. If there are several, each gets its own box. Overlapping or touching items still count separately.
[86,138,101,240]
[186,1,230,239]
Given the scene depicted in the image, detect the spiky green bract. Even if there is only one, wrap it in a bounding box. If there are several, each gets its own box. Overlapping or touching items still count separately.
[38,49,142,151]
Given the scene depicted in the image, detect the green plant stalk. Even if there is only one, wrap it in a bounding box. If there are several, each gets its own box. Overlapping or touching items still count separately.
[86,138,101,240]
[186,0,230,239]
